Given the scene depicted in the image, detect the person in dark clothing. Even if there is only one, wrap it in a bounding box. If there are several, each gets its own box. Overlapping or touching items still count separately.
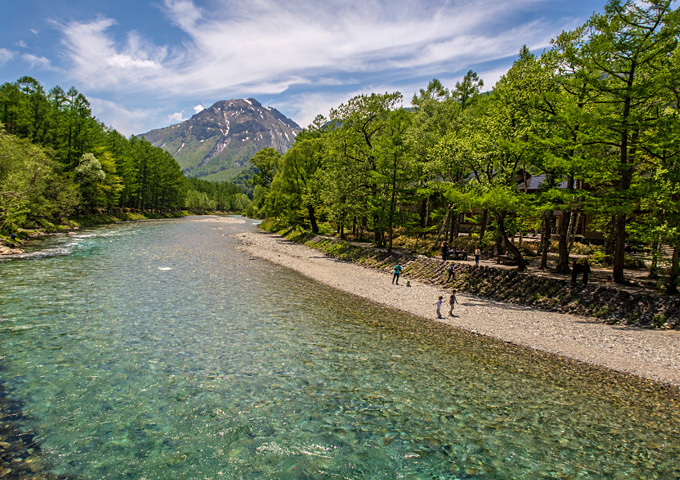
[441,242,449,261]
[446,264,455,282]
[449,290,459,316]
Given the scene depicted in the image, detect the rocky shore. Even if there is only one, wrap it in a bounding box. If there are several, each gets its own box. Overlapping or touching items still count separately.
[236,230,680,388]
[0,246,23,256]
[303,236,680,329]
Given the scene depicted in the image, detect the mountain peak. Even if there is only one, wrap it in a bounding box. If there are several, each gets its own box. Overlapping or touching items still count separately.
[141,98,300,181]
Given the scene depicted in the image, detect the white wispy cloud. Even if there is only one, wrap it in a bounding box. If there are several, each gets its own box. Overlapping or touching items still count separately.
[0,48,14,64]
[88,97,156,137]
[46,0,594,133]
[282,66,507,129]
[22,53,52,70]
[57,0,556,97]
[57,17,166,88]
[278,84,410,129]
[163,0,203,31]
[193,104,204,114]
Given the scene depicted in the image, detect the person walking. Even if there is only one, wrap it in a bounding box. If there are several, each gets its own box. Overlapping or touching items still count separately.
[449,290,459,316]
[446,263,455,282]
[434,296,444,319]
[392,264,403,285]
[474,247,481,267]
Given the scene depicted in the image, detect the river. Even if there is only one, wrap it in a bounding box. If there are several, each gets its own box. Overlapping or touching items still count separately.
[1,216,678,479]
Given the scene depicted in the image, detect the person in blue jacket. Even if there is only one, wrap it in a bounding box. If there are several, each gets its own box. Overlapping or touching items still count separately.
[392,264,403,285]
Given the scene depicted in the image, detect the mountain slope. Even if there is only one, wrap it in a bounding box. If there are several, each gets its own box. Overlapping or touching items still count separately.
[141,98,300,181]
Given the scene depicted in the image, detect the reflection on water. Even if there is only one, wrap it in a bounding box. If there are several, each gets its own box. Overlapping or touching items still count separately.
[0,217,678,479]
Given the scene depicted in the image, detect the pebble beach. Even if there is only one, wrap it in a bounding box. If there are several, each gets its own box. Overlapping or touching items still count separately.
[235,229,680,388]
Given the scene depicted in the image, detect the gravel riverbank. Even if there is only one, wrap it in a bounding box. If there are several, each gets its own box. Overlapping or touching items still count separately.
[235,229,680,388]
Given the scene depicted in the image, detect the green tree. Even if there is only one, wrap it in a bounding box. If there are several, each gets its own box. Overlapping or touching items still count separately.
[264,116,328,232]
[247,147,282,217]
[75,152,106,210]
[374,108,414,252]
[441,79,536,270]
[408,78,461,233]
[453,70,485,109]
[325,92,403,244]
[0,126,79,232]
[556,0,680,283]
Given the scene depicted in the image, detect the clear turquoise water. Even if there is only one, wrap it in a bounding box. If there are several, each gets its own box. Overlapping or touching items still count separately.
[0,217,678,479]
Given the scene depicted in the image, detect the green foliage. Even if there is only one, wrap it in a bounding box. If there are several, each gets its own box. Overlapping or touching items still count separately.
[570,242,600,256]
[0,127,79,233]
[186,177,249,212]
[589,250,612,267]
[0,77,250,232]
[185,189,216,212]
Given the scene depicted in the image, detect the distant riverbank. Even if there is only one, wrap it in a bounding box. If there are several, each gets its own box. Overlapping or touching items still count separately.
[235,228,680,388]
[0,211,233,254]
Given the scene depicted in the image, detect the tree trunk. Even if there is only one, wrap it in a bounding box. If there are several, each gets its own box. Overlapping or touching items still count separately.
[556,210,571,273]
[568,211,581,249]
[539,209,551,270]
[434,204,451,246]
[494,235,503,257]
[667,245,679,295]
[557,175,576,273]
[612,213,627,284]
[479,210,489,241]
[419,198,427,228]
[451,212,460,241]
[447,211,454,243]
[648,237,660,279]
[386,159,398,253]
[497,212,526,271]
[308,205,319,234]
[418,190,432,229]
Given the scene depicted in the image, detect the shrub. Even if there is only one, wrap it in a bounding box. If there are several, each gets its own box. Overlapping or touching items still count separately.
[589,251,611,267]
[571,242,600,255]
[623,254,646,269]
[521,243,538,256]
[653,314,667,328]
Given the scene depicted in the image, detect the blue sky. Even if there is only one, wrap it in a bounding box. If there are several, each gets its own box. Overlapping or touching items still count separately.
[1,0,608,136]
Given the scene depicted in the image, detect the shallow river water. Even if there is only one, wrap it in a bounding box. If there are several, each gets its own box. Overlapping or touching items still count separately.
[1,217,679,479]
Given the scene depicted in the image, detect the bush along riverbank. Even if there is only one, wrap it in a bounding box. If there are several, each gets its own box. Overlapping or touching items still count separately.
[273,228,680,329]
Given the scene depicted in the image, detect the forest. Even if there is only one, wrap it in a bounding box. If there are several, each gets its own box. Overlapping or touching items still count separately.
[246,0,680,291]
[0,77,250,235]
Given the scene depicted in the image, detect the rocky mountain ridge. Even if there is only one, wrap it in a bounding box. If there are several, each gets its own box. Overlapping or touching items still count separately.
[141,98,301,181]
